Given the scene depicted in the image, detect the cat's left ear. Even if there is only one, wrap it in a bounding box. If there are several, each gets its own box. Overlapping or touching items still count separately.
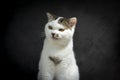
[69,17,77,27]
[46,12,58,22]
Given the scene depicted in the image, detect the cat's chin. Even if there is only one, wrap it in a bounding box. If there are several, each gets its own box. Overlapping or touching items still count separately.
[51,37,59,40]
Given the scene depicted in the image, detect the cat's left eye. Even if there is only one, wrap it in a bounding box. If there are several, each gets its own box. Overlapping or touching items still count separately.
[59,29,65,32]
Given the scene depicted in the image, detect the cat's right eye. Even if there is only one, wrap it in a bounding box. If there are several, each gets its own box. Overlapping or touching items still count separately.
[48,26,53,30]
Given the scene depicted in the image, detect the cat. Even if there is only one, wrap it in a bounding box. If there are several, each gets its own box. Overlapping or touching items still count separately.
[38,12,79,80]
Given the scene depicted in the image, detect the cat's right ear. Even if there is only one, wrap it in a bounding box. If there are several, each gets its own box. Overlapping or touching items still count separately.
[46,12,57,22]
[69,17,77,27]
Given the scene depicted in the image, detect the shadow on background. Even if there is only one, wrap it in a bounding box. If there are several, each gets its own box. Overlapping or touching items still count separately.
[1,0,120,80]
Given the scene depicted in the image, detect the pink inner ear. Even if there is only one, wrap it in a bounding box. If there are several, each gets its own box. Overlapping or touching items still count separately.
[69,18,77,26]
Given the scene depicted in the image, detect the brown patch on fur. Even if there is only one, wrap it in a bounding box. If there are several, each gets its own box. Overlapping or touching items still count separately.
[49,56,62,65]
[58,17,71,29]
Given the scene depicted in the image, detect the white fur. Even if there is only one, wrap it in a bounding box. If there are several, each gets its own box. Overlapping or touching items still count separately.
[38,16,79,80]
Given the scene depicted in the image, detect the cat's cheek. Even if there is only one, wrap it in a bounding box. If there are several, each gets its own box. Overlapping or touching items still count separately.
[63,31,71,38]
[58,36,62,40]
[46,29,51,36]
[45,32,51,39]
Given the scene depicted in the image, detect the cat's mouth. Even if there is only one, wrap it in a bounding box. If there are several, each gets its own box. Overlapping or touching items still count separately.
[51,37,59,40]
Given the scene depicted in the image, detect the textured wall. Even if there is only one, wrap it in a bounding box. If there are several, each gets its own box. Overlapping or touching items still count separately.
[2,0,120,80]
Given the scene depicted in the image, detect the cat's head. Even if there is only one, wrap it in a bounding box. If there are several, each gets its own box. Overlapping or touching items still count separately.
[45,12,77,46]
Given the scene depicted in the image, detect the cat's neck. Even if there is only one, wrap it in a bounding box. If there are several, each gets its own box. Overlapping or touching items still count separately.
[44,38,73,51]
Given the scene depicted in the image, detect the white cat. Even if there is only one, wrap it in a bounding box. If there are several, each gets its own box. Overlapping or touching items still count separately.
[38,12,79,80]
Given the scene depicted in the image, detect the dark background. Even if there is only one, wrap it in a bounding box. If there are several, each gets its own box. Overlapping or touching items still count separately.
[1,0,120,80]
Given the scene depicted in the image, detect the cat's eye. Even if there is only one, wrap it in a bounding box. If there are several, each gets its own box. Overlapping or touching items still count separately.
[48,26,53,30]
[59,29,65,32]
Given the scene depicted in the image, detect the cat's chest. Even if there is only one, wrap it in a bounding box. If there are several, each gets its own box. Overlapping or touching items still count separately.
[44,51,72,67]
[45,48,67,57]
[41,39,74,65]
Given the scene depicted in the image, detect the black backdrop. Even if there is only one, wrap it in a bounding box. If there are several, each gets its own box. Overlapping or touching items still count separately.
[1,0,120,80]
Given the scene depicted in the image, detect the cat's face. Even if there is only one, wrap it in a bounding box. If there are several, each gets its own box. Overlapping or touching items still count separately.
[45,12,77,45]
